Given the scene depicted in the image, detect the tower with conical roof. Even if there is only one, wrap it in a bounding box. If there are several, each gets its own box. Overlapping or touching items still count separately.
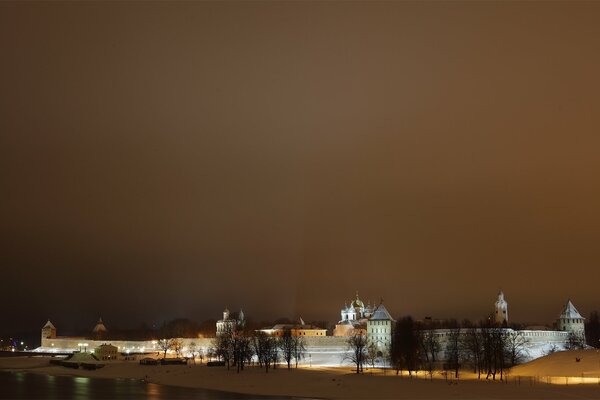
[41,320,56,347]
[557,300,585,335]
[494,291,508,325]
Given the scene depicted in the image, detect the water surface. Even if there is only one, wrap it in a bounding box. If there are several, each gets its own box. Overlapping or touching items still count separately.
[0,371,295,399]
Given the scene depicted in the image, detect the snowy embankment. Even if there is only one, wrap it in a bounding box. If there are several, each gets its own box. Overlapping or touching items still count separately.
[3,355,600,399]
[510,349,600,383]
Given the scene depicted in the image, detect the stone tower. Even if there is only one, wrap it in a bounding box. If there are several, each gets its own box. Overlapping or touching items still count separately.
[367,302,395,351]
[557,300,585,335]
[41,320,56,347]
[494,291,508,325]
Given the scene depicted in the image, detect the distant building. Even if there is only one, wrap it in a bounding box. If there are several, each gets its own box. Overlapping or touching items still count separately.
[494,291,508,325]
[94,343,118,360]
[41,320,57,345]
[216,308,245,335]
[92,317,107,340]
[259,318,327,337]
[333,292,373,337]
[557,299,585,335]
[92,318,107,334]
[366,302,395,352]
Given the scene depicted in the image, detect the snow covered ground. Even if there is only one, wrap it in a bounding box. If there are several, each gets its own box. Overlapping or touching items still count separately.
[511,348,600,383]
[3,353,600,399]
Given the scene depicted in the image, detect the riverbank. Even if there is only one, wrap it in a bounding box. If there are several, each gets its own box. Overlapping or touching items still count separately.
[2,356,600,399]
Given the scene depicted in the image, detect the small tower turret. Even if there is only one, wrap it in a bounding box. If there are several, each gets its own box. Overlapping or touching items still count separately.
[494,291,508,325]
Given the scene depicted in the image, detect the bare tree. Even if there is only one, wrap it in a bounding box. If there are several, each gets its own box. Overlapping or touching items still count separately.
[585,311,600,347]
[344,332,368,374]
[157,338,176,359]
[566,331,585,350]
[293,336,306,368]
[445,325,462,379]
[366,341,379,370]
[172,339,184,358]
[213,328,233,369]
[252,331,278,373]
[232,332,253,373]
[390,316,419,376]
[278,329,295,370]
[461,326,484,379]
[504,331,529,366]
[188,342,199,365]
[482,324,508,381]
[418,329,440,379]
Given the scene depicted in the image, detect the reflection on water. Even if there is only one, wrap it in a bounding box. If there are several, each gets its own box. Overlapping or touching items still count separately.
[0,371,292,399]
[146,382,164,399]
[73,376,91,399]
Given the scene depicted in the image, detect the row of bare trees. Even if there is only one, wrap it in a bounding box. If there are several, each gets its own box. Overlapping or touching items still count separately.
[345,317,532,380]
[156,338,206,363]
[390,318,531,380]
[211,327,306,373]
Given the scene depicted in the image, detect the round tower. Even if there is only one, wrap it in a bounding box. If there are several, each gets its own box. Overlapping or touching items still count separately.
[494,291,508,325]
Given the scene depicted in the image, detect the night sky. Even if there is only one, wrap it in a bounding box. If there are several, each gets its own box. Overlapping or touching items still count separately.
[2,2,600,337]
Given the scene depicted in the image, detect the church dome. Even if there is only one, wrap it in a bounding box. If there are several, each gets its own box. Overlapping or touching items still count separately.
[93,317,107,333]
[351,292,364,308]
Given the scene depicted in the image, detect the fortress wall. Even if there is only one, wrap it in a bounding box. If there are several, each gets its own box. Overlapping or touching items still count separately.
[519,330,569,342]
[39,336,349,354]
[38,330,569,365]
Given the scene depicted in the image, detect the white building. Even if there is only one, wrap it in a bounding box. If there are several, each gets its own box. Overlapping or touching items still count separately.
[367,302,395,352]
[216,308,245,335]
[494,291,508,325]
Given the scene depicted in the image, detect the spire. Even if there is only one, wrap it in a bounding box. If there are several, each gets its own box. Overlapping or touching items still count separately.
[299,317,305,326]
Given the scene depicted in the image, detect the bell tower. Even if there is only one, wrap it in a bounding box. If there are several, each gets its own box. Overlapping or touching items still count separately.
[494,291,508,325]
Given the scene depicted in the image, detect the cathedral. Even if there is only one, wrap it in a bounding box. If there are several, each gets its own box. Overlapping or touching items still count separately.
[333,291,375,336]
[216,308,245,336]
